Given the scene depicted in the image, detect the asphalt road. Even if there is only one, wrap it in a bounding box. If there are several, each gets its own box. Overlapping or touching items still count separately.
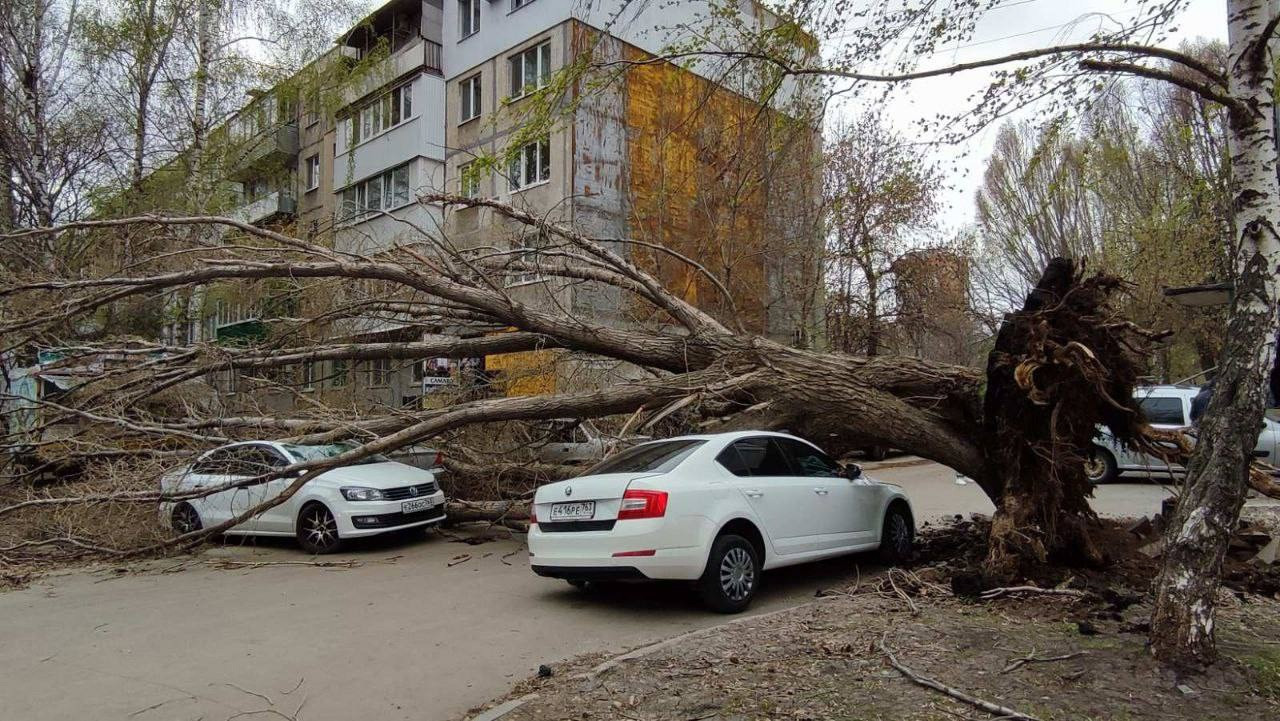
[0,461,1184,721]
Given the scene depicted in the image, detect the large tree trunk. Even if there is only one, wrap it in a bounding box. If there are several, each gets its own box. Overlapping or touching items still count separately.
[1149,0,1280,669]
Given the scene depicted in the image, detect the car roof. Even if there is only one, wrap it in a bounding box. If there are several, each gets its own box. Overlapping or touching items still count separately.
[1135,385,1199,399]
[639,430,800,444]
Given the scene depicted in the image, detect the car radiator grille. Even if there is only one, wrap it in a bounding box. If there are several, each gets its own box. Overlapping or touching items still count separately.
[381,482,438,501]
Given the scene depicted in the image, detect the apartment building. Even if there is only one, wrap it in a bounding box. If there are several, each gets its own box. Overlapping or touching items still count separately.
[204,0,823,409]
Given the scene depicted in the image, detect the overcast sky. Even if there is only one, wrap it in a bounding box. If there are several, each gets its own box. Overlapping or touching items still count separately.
[827,0,1229,231]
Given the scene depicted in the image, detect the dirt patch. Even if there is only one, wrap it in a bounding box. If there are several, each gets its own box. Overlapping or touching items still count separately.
[464,520,1280,721]
[475,591,1279,721]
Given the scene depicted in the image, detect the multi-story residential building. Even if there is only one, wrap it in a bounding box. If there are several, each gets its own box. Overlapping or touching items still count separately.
[196,0,823,411]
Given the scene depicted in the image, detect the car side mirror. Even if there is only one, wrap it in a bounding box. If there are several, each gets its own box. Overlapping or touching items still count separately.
[843,463,862,480]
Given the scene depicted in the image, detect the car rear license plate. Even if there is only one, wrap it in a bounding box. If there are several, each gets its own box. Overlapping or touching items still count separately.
[402,498,434,514]
[549,501,595,521]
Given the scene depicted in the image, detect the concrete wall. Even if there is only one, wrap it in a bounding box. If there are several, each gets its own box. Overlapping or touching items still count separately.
[440,0,811,110]
[333,72,448,191]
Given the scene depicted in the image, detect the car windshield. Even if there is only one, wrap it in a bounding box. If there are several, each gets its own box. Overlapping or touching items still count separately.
[581,439,706,476]
[282,442,390,465]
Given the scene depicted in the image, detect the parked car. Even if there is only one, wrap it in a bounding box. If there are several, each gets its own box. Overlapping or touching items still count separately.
[528,431,914,613]
[533,418,648,465]
[160,441,446,553]
[1085,385,1280,483]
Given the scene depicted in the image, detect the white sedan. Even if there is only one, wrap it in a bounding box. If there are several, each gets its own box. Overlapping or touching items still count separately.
[160,441,446,553]
[528,431,914,612]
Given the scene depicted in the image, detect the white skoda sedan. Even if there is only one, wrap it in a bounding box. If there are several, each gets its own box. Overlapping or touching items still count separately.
[160,441,446,553]
[529,431,914,612]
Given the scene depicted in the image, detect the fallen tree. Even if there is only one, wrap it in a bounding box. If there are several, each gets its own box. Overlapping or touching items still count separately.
[1,195,1230,580]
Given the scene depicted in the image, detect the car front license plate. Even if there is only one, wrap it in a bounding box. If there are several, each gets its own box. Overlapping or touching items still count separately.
[549,500,595,521]
[402,498,434,514]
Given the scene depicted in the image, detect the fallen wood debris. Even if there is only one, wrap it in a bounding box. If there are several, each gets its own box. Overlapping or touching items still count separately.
[979,585,1088,600]
[878,633,1043,721]
[203,558,391,571]
[1000,649,1089,674]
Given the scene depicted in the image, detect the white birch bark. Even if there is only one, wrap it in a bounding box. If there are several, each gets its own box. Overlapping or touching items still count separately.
[1150,0,1280,668]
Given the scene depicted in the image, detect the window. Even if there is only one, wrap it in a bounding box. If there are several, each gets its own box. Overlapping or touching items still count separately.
[508,230,548,286]
[1139,396,1186,425]
[305,154,320,191]
[368,358,391,387]
[346,83,413,146]
[192,447,236,475]
[459,161,480,198]
[775,438,842,478]
[339,162,412,219]
[331,358,348,387]
[283,442,390,465]
[300,361,316,390]
[508,137,550,190]
[509,41,551,98]
[232,445,289,476]
[305,92,321,127]
[716,437,795,477]
[583,440,706,476]
[459,0,480,38]
[459,74,481,123]
[512,0,537,10]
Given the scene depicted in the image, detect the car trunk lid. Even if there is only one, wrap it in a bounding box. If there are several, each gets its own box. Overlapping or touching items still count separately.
[534,472,661,523]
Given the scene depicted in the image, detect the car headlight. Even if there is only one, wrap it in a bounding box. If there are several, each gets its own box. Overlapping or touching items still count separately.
[341,487,385,501]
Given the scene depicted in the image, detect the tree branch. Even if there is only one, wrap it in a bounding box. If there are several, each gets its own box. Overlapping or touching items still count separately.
[1078,59,1242,111]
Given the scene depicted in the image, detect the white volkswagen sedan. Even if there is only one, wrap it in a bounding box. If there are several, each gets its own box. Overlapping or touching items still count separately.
[528,431,914,613]
[161,441,446,553]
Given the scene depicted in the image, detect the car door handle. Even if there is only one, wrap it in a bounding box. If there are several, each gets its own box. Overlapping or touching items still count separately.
[813,488,829,495]
[744,489,764,498]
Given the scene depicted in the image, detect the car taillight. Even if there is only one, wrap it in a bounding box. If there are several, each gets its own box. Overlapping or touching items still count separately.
[433,450,444,467]
[617,489,667,520]
[529,506,537,525]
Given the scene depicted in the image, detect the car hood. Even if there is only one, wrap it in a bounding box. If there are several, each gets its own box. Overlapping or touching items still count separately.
[307,461,435,489]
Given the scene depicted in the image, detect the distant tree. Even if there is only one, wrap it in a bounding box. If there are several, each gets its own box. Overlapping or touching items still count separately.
[823,113,941,356]
[973,42,1233,381]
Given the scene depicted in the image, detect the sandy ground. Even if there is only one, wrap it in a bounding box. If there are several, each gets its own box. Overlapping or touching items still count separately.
[0,461,1256,721]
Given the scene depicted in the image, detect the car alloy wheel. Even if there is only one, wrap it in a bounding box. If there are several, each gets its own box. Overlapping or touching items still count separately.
[878,507,914,564]
[171,502,202,534]
[696,534,759,613]
[298,505,341,554]
[719,547,756,602]
[886,513,911,557]
[1084,446,1117,484]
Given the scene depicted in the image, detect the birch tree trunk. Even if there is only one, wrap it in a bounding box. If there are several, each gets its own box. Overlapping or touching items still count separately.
[1150,0,1280,668]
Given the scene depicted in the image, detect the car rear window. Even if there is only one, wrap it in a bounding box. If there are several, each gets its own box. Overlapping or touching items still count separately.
[1138,396,1186,425]
[582,439,706,476]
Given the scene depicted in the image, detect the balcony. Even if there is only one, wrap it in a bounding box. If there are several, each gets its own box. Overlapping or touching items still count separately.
[228,124,299,181]
[341,39,443,108]
[232,190,297,226]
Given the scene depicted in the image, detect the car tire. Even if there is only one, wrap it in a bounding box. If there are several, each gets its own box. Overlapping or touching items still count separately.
[296,503,343,554]
[171,502,202,535]
[696,534,759,614]
[878,506,914,565]
[864,445,888,462]
[1084,445,1118,484]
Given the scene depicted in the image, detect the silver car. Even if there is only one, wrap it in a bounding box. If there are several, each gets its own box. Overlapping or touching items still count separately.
[1085,385,1280,483]
[533,419,650,465]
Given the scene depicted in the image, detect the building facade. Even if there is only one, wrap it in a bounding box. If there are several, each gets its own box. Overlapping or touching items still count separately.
[201,0,823,410]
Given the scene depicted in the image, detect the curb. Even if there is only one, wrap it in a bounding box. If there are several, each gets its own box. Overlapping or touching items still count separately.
[464,596,834,720]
